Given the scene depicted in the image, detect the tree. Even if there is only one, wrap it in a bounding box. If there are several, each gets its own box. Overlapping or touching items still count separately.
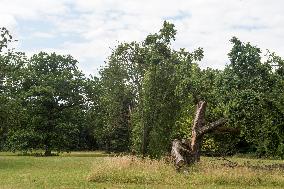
[6,52,87,155]
[0,27,13,52]
[171,101,226,168]
[82,76,103,150]
[100,21,206,157]
[0,27,26,150]
[220,37,284,158]
[98,56,133,152]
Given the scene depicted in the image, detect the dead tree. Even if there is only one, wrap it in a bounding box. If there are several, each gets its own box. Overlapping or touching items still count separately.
[171,101,226,169]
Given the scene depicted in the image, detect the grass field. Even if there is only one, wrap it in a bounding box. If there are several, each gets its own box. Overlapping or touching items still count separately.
[0,151,283,189]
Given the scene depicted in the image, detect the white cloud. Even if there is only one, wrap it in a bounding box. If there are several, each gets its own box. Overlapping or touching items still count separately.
[1,0,284,74]
[31,32,55,39]
[0,13,17,28]
[0,0,68,18]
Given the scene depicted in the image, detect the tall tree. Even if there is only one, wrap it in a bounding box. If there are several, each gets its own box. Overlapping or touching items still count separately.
[221,37,284,158]
[100,21,205,157]
[7,52,87,155]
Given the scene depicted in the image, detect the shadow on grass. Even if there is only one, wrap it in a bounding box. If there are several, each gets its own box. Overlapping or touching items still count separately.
[0,151,115,157]
[17,152,59,157]
[61,151,116,157]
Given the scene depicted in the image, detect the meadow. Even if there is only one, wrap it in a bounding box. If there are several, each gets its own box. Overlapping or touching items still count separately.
[0,152,283,189]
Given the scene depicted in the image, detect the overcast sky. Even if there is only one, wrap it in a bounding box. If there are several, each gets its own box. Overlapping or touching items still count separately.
[1,0,284,76]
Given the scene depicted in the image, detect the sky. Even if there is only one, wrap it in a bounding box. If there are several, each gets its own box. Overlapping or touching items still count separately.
[1,0,284,76]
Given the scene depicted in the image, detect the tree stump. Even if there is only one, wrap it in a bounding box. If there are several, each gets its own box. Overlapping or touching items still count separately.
[171,101,226,169]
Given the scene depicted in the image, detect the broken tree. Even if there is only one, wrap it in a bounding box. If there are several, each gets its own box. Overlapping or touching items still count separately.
[171,101,226,169]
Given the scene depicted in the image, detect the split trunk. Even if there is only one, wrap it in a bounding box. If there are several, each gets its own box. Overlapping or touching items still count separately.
[171,101,226,169]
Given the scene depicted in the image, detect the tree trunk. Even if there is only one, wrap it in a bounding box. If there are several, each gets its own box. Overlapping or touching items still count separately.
[171,101,226,168]
[44,148,52,156]
[44,138,52,156]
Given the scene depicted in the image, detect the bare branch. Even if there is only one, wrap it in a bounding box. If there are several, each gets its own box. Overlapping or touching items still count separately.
[199,118,227,135]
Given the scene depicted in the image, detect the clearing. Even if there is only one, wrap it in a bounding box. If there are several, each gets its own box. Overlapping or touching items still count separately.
[0,152,283,189]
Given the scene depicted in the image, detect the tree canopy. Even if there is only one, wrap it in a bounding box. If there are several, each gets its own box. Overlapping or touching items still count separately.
[0,23,283,158]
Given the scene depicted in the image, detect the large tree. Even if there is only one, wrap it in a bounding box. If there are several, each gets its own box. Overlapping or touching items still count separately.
[6,52,87,155]
[219,37,284,158]
[100,21,206,157]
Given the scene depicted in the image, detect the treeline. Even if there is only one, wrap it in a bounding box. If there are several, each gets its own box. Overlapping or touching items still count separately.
[0,22,283,158]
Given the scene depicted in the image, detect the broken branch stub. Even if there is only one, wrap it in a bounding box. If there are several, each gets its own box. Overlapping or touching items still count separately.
[171,101,226,168]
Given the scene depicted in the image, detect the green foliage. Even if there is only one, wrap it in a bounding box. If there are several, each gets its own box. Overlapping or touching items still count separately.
[0,27,14,52]
[0,28,27,151]
[1,24,284,159]
[98,57,133,152]
[6,52,87,154]
[100,25,284,159]
[100,21,205,157]
[221,37,284,158]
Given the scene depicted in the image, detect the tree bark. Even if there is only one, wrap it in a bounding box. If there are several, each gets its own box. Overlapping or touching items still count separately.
[44,148,52,156]
[171,101,226,168]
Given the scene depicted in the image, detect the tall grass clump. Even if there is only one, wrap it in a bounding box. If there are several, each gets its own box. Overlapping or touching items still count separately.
[87,155,190,186]
[88,156,284,188]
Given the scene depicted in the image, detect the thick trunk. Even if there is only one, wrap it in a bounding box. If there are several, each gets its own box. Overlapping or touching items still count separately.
[190,101,207,162]
[44,137,52,156]
[44,149,52,156]
[171,101,226,168]
[171,139,186,168]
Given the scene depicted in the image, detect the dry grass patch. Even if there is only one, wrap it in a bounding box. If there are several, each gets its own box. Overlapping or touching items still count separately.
[193,158,284,187]
[88,155,284,188]
[87,156,189,186]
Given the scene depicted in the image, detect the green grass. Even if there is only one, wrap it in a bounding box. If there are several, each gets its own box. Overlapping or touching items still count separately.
[0,151,104,188]
[0,151,283,188]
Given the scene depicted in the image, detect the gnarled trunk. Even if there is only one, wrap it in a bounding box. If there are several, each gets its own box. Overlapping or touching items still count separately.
[171,101,226,168]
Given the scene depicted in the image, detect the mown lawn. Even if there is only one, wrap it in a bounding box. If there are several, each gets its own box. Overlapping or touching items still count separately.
[0,152,283,189]
[0,151,104,189]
